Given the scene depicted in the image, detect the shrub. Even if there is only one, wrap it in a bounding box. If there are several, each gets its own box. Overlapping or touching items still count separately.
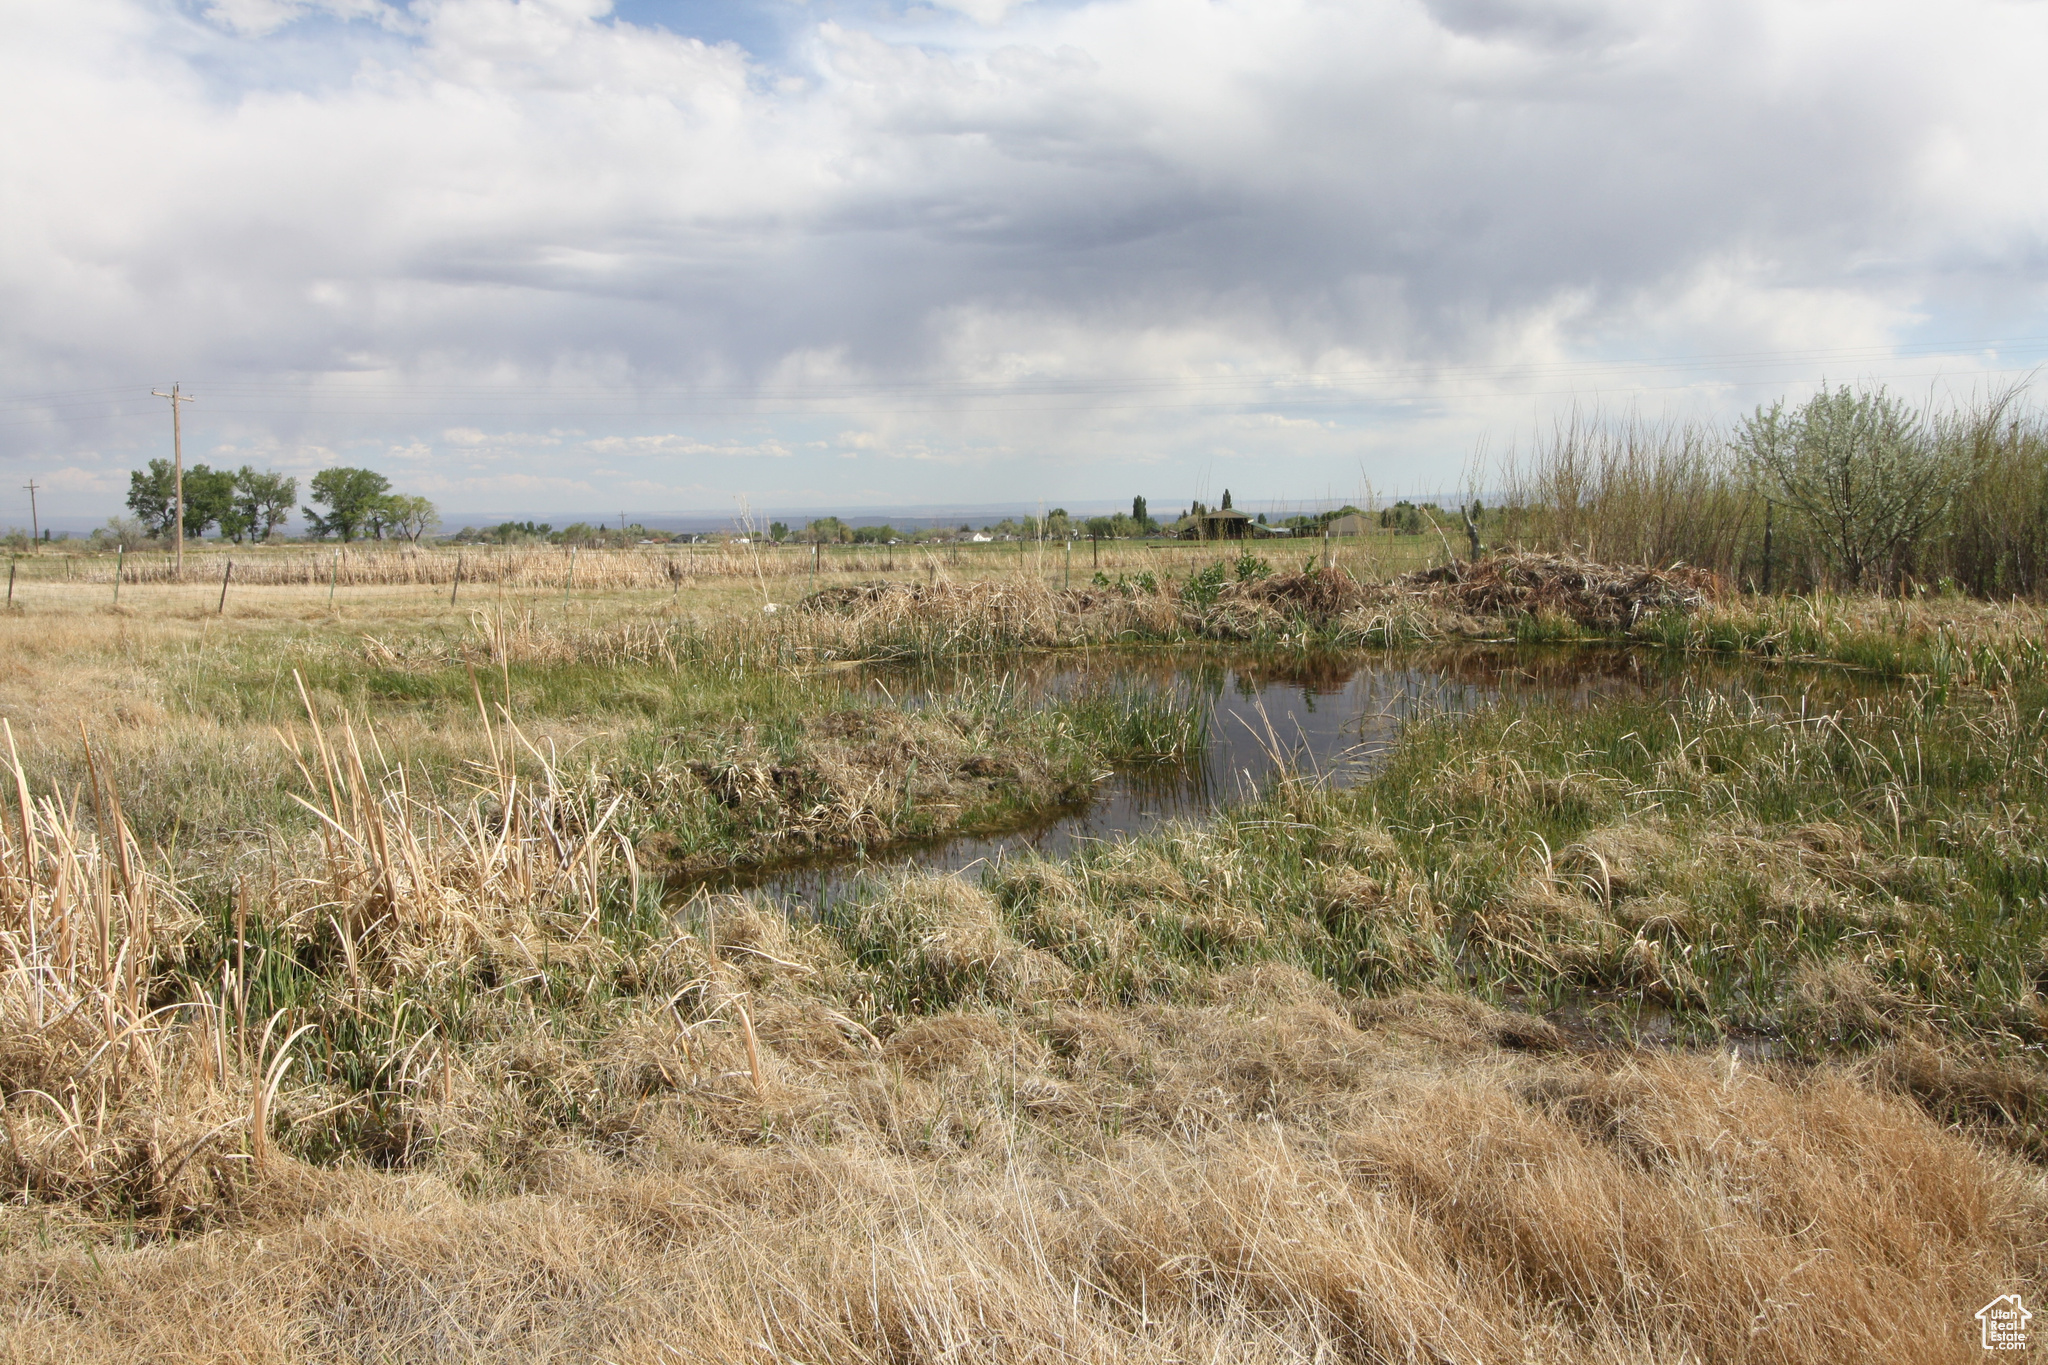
[1737,385,1959,590]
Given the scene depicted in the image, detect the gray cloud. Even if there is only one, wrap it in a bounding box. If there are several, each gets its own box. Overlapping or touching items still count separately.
[2,0,2045,524]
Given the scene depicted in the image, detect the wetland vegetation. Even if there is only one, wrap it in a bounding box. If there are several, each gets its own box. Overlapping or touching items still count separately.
[2,456,2046,1360]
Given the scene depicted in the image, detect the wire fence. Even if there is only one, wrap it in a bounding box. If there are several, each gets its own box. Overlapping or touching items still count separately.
[0,533,1450,616]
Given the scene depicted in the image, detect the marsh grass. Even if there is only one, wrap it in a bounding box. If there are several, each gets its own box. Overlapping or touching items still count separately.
[1497,410,1764,579]
[957,665,2048,1148]
[1494,391,2048,596]
[4,567,2048,1360]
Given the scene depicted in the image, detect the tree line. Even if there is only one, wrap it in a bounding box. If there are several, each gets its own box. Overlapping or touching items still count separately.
[124,464,437,544]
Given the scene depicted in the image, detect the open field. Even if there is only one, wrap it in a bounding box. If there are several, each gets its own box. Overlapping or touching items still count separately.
[2,549,2046,1362]
[0,531,1452,604]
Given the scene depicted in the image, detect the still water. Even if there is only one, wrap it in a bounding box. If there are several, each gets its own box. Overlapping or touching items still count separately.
[689,647,1747,915]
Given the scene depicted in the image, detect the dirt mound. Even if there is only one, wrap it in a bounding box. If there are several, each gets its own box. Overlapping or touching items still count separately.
[1399,552,1722,629]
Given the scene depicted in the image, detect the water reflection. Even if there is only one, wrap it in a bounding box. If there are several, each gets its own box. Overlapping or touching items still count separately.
[686,646,1757,916]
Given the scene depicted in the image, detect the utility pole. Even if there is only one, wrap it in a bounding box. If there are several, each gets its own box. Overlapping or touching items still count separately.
[21,480,38,554]
[150,385,195,578]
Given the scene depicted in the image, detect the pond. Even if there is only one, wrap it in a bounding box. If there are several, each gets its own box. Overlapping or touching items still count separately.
[685,647,1870,915]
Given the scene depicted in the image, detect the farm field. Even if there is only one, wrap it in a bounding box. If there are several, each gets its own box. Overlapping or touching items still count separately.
[1,544,2045,1363]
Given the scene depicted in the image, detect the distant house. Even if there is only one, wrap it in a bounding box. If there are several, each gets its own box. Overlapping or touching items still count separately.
[970,532,992,542]
[1183,507,1255,540]
[1326,513,1374,537]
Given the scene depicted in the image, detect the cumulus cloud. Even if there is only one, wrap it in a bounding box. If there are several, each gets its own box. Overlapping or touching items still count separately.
[2,0,2045,522]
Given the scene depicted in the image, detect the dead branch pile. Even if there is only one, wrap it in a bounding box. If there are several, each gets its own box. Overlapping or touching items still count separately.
[797,556,1722,643]
[1399,552,1723,629]
[1220,568,1375,617]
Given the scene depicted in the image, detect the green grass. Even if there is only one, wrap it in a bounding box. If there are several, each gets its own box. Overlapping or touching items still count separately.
[968,669,2048,1065]
[11,583,2048,1214]
[193,655,2046,1172]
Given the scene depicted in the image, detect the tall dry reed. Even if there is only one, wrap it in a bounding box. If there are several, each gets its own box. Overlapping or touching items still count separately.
[1938,388,2048,597]
[0,719,247,1219]
[276,669,633,978]
[1494,390,2048,596]
[1493,409,1764,583]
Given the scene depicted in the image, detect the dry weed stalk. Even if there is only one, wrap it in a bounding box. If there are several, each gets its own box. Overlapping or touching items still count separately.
[0,723,270,1219]
[276,670,626,978]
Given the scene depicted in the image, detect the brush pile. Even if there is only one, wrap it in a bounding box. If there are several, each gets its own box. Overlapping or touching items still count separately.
[1219,567,1374,617]
[1399,552,1723,629]
[798,556,1722,643]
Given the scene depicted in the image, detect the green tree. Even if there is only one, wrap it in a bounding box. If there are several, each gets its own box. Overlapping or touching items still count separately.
[1132,495,1148,527]
[302,467,392,542]
[180,465,236,539]
[125,460,178,538]
[1221,489,1233,510]
[127,460,240,539]
[383,494,440,544]
[769,521,789,542]
[217,467,297,543]
[1738,385,1959,588]
[243,467,297,542]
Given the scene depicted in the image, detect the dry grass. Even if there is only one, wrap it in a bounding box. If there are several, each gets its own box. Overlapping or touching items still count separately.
[5,560,2048,1360]
[0,959,2039,1362]
[3,683,2042,1358]
[0,534,1444,605]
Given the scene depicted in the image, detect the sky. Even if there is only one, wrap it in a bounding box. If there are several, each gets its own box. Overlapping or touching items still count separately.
[4,0,2048,530]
